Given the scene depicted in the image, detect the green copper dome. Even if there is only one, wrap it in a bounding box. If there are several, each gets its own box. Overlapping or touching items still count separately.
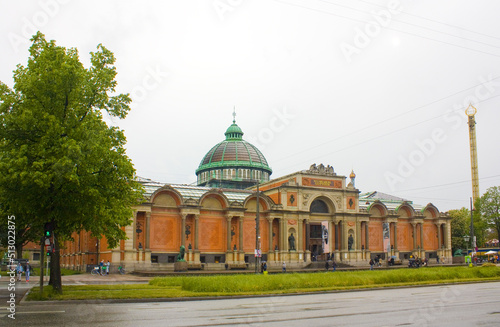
[196,116,272,189]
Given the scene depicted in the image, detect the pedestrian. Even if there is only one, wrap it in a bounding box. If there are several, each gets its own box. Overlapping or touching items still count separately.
[436,255,440,264]
[25,261,31,282]
[369,258,374,270]
[332,259,337,272]
[16,263,23,281]
[263,262,267,272]
[106,260,110,275]
[282,261,286,273]
[99,260,104,275]
[325,260,329,271]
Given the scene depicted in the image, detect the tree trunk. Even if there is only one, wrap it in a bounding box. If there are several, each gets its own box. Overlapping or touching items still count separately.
[49,233,63,294]
[16,243,23,260]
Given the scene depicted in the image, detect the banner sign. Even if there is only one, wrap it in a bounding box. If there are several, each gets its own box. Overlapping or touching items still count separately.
[322,221,329,253]
[383,222,390,253]
[302,177,341,189]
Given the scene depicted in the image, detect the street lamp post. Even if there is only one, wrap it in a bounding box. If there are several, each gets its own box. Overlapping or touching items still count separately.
[255,181,260,274]
[463,235,470,265]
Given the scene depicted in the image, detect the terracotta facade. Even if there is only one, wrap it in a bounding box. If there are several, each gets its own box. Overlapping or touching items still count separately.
[59,165,452,271]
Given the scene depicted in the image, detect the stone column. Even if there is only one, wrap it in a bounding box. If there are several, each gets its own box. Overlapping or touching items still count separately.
[443,223,448,248]
[124,211,137,263]
[238,217,244,261]
[435,222,442,250]
[335,221,342,251]
[111,243,121,265]
[305,220,310,252]
[412,223,417,250]
[268,218,274,261]
[132,211,138,250]
[145,211,151,264]
[343,221,349,251]
[420,223,425,250]
[268,218,274,252]
[181,214,187,248]
[393,222,398,251]
[365,221,370,250]
[226,216,232,252]
[356,221,361,251]
[328,220,334,254]
[194,215,199,250]
[194,214,200,263]
[444,222,451,258]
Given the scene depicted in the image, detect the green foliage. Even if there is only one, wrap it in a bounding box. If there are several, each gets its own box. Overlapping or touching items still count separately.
[0,32,143,247]
[449,207,471,253]
[0,32,143,293]
[476,186,500,240]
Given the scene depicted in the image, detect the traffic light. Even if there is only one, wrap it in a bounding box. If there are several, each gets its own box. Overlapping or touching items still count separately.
[45,244,54,256]
[44,222,54,238]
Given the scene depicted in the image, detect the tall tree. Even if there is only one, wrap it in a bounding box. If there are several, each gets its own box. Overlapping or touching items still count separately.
[0,32,143,293]
[449,207,470,254]
[476,186,500,241]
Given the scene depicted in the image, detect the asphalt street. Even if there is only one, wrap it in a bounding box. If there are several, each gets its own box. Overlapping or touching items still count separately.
[2,279,499,326]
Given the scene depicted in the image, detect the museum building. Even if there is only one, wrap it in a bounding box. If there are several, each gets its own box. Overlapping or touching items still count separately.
[59,118,452,271]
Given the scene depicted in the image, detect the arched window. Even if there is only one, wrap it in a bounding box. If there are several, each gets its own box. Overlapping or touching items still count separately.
[310,199,329,213]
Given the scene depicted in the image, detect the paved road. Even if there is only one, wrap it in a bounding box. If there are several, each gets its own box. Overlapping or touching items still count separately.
[2,281,500,326]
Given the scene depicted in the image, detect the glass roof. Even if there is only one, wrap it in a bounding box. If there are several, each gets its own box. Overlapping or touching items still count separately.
[139,178,253,203]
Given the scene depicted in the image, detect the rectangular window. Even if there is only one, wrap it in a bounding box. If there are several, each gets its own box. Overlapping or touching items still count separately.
[310,225,322,239]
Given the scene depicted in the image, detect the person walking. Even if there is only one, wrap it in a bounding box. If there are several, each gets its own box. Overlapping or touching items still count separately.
[332,259,337,272]
[25,261,31,282]
[99,260,104,275]
[325,260,329,271]
[106,260,110,275]
[282,261,286,273]
[369,258,374,270]
[16,263,23,281]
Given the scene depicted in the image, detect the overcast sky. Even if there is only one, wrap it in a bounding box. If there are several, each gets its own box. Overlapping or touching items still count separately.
[1,0,499,212]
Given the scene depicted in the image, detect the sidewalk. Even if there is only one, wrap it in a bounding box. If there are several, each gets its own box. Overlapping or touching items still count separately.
[61,273,151,285]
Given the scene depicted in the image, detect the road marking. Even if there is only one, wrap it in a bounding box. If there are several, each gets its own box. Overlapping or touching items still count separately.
[16,310,66,314]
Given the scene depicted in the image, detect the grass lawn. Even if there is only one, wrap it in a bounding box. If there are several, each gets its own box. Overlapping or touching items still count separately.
[26,266,500,301]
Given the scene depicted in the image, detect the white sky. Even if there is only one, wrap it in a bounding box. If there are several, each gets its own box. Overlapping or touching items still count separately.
[1,0,499,212]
